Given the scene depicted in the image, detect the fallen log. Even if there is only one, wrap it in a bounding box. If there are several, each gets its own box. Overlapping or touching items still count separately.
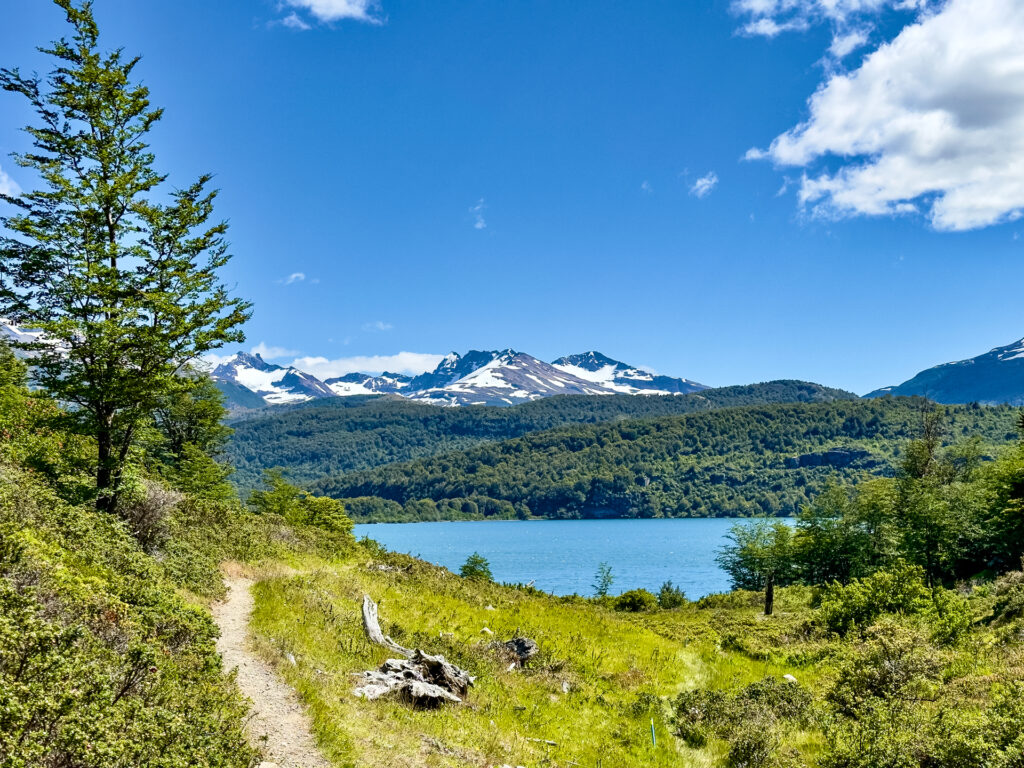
[355,594,474,707]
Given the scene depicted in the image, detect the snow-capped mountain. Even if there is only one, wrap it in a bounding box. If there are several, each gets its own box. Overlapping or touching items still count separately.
[0,318,62,359]
[552,351,706,395]
[0,319,47,347]
[864,337,1024,405]
[325,372,411,396]
[211,352,335,406]
[406,350,509,391]
[0,318,713,411]
[206,346,708,410]
[409,350,616,406]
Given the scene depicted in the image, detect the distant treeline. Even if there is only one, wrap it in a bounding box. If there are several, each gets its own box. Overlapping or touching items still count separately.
[225,380,857,490]
[313,399,1020,522]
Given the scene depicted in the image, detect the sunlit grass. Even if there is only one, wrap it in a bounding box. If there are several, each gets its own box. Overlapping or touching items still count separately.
[246,547,830,767]
[246,545,1024,767]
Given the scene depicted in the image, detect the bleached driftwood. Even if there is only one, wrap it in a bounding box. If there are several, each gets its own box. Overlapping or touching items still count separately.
[361,594,413,658]
[355,594,474,708]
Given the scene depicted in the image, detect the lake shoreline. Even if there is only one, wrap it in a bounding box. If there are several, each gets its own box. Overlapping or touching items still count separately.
[353,517,771,598]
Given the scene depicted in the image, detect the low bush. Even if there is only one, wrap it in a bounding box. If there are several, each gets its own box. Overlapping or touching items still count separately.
[726,719,778,768]
[658,580,687,609]
[672,676,813,763]
[989,570,1024,625]
[460,552,493,581]
[119,477,182,553]
[821,624,1024,768]
[614,588,659,612]
[0,466,256,767]
[818,563,972,643]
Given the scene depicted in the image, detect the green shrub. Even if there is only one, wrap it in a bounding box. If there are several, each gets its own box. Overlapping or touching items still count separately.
[614,588,659,612]
[672,688,730,747]
[818,563,932,636]
[672,677,812,762]
[726,719,778,768]
[460,552,493,581]
[821,706,927,768]
[249,469,354,537]
[0,467,256,767]
[990,571,1024,625]
[736,677,813,726]
[928,587,974,645]
[817,563,972,643]
[658,580,687,609]
[826,622,941,719]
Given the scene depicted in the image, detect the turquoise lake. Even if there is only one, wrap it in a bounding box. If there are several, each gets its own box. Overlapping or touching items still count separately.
[353,518,762,598]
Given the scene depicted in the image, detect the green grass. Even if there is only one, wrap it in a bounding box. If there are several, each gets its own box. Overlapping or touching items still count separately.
[247,544,1024,768]
[248,550,838,767]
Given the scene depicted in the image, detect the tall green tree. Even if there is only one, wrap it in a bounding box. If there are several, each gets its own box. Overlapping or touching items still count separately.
[717,520,794,615]
[154,372,232,462]
[0,1,250,513]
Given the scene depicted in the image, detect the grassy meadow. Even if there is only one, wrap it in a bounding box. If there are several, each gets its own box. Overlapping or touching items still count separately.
[242,543,1024,768]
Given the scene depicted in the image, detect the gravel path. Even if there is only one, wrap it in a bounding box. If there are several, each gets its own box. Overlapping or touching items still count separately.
[213,577,331,768]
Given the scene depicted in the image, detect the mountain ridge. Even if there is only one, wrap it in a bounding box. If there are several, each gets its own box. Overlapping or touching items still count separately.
[865,336,1024,405]
[209,347,709,410]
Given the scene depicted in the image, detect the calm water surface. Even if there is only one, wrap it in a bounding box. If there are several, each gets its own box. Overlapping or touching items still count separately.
[353,518,760,598]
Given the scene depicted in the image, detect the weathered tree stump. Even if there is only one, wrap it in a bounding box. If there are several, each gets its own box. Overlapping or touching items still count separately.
[360,594,413,658]
[354,595,474,707]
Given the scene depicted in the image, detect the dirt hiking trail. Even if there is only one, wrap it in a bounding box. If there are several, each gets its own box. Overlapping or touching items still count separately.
[213,577,331,768]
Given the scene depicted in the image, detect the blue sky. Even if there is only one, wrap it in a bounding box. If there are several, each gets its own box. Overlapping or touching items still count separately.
[2,0,1023,394]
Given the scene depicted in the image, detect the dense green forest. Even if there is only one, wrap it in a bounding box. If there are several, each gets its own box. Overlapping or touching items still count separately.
[313,398,1020,521]
[225,380,856,490]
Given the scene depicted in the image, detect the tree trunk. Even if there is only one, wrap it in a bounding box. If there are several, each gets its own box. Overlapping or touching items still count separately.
[764,572,775,616]
[96,425,115,514]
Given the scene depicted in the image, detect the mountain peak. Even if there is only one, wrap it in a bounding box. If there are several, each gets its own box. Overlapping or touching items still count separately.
[865,335,1024,404]
[208,344,708,410]
[552,352,706,396]
[212,351,333,407]
[553,351,625,371]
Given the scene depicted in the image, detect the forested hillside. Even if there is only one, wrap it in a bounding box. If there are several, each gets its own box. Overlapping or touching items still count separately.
[313,398,1019,521]
[225,380,856,490]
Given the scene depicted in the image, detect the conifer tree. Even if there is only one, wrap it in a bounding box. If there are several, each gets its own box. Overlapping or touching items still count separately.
[0,1,250,513]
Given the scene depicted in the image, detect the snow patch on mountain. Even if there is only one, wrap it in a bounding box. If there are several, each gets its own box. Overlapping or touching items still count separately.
[324,372,411,396]
[552,351,706,395]
[409,350,618,406]
[212,352,335,405]
[0,320,47,346]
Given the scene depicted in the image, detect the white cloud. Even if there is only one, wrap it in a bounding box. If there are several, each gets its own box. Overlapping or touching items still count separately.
[292,352,444,378]
[749,0,1024,231]
[0,164,21,197]
[829,27,870,58]
[362,320,393,332]
[470,198,487,230]
[197,352,235,371]
[251,342,301,359]
[282,0,381,25]
[284,272,305,285]
[732,0,929,37]
[690,171,719,198]
[739,16,809,37]
[640,180,653,193]
[280,12,312,30]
